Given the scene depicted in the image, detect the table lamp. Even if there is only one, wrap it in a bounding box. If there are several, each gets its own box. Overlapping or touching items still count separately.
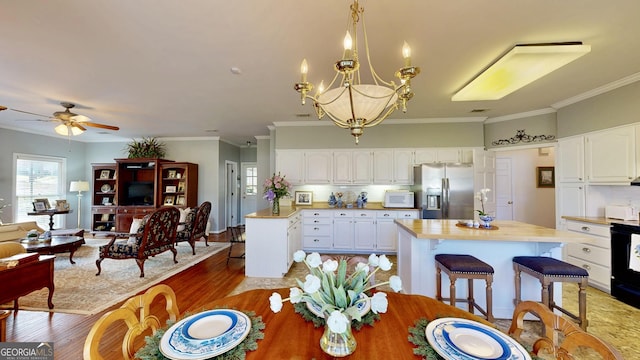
[70,181,90,228]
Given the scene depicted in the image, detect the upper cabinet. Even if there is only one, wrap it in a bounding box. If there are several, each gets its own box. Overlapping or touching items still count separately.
[276,150,305,185]
[415,148,473,164]
[333,150,373,185]
[557,136,585,183]
[585,126,635,183]
[305,151,332,184]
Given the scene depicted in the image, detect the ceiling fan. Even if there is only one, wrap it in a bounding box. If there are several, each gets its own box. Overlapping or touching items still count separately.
[0,102,119,136]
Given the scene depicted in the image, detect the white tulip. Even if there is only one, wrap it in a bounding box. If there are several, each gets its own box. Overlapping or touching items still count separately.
[327,310,349,333]
[322,259,339,272]
[293,250,306,262]
[368,253,379,267]
[378,255,392,271]
[389,275,403,292]
[269,292,283,313]
[303,274,321,294]
[355,262,369,274]
[306,252,322,268]
[289,287,303,303]
[370,292,388,313]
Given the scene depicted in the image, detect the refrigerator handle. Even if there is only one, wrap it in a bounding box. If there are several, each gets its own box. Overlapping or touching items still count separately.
[443,178,449,218]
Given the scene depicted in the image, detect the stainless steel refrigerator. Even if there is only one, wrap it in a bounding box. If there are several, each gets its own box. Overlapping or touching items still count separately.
[412,163,474,219]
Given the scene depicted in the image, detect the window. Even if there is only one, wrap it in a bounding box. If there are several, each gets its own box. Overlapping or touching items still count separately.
[14,153,67,228]
[245,166,257,195]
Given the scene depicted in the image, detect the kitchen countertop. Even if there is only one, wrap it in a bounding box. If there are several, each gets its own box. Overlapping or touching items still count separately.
[395,219,590,243]
[245,202,419,219]
[562,215,640,227]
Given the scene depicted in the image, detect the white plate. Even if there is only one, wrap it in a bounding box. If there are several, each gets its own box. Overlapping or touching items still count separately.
[425,318,531,360]
[306,293,371,318]
[100,184,111,193]
[160,309,251,360]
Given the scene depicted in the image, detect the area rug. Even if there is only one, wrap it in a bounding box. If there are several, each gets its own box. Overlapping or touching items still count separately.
[2,239,229,315]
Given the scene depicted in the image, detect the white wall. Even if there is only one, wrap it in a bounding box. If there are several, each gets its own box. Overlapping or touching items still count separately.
[496,146,556,228]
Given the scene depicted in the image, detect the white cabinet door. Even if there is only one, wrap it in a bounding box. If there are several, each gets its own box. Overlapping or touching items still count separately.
[305,151,332,184]
[353,210,376,250]
[333,151,352,184]
[333,212,354,250]
[414,149,438,164]
[394,149,414,184]
[352,150,373,184]
[557,137,585,182]
[287,214,302,269]
[585,127,635,183]
[557,183,585,218]
[372,150,394,184]
[375,211,397,251]
[276,150,304,185]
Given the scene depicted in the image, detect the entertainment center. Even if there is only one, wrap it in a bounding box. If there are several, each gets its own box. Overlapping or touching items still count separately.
[91,158,198,232]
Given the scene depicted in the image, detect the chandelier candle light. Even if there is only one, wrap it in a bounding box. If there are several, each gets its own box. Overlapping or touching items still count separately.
[294,0,420,144]
[269,251,402,357]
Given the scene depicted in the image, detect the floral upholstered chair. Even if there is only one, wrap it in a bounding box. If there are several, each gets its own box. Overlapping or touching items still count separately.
[96,206,180,278]
[175,201,211,255]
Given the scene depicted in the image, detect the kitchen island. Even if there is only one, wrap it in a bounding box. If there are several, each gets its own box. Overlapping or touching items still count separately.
[396,219,592,319]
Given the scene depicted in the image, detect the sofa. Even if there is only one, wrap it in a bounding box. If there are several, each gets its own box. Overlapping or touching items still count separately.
[0,222,45,243]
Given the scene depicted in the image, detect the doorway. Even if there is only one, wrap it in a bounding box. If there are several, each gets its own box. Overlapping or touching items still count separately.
[495,157,514,220]
[225,161,238,228]
[240,162,257,222]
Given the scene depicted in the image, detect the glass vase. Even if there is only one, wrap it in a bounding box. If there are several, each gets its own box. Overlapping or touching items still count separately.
[319,322,357,357]
[272,199,280,215]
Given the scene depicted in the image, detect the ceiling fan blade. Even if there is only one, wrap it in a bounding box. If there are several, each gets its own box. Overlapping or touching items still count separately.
[0,106,7,111]
[83,122,119,131]
[6,108,51,118]
[72,123,87,131]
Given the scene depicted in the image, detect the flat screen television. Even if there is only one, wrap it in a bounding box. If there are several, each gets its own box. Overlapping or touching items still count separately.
[124,181,154,205]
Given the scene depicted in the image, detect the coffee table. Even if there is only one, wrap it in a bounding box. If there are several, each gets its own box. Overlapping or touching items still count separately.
[21,236,85,264]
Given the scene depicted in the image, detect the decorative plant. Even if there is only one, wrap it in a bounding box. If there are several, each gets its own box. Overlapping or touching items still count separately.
[475,188,491,216]
[124,137,167,159]
[263,172,291,202]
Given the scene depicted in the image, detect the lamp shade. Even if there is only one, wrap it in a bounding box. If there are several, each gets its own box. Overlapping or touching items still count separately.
[70,181,90,192]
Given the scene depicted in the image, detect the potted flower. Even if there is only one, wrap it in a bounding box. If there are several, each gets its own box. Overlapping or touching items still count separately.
[475,188,493,227]
[269,251,402,357]
[263,172,291,215]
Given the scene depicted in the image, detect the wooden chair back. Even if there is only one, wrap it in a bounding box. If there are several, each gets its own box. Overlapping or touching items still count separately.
[191,201,211,242]
[508,301,623,359]
[137,206,180,257]
[83,284,180,360]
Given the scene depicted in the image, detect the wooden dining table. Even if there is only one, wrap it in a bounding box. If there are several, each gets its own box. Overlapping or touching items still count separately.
[191,288,497,359]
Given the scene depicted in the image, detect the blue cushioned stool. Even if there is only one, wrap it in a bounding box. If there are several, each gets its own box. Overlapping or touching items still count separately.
[513,256,589,330]
[435,254,494,322]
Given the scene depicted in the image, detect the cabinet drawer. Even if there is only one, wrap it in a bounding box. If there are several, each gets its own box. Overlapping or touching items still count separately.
[376,211,397,219]
[303,210,332,219]
[303,224,332,236]
[333,211,353,218]
[92,206,116,214]
[566,221,610,238]
[353,210,376,219]
[303,217,332,225]
[396,210,420,219]
[565,255,610,289]
[303,236,332,249]
[567,243,610,267]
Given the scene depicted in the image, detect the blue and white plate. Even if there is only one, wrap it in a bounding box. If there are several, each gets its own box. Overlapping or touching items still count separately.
[425,318,531,360]
[160,309,251,360]
[306,293,371,318]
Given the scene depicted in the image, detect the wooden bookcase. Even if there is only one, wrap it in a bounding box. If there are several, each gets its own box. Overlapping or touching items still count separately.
[90,163,117,231]
[159,162,198,208]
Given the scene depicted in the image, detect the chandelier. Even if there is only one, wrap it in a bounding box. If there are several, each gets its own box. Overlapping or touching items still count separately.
[294,0,420,144]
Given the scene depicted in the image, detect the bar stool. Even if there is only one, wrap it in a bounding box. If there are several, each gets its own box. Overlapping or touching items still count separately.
[513,256,589,330]
[435,254,494,322]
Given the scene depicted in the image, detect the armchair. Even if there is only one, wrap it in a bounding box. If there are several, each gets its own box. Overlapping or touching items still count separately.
[176,201,211,255]
[96,206,180,278]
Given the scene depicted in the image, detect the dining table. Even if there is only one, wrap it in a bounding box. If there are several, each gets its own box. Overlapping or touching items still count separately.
[180,288,505,359]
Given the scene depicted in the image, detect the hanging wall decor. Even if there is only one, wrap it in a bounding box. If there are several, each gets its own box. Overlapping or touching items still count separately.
[491,129,555,146]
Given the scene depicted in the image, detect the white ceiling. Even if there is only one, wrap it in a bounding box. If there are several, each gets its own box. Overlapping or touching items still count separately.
[1,0,640,145]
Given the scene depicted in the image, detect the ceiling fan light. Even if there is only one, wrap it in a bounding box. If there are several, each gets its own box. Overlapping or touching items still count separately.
[55,123,84,136]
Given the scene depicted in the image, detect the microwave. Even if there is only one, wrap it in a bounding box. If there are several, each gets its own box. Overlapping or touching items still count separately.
[383,190,415,208]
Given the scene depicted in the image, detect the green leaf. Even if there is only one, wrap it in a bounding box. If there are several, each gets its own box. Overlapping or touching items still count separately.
[334,285,348,309]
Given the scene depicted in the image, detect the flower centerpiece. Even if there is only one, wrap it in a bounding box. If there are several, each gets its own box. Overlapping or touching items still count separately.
[269,251,402,357]
[263,172,291,215]
[475,188,493,228]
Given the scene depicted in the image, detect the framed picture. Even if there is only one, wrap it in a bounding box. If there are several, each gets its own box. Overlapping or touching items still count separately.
[102,197,111,205]
[99,170,111,179]
[34,198,50,210]
[166,185,177,193]
[164,195,175,205]
[176,195,185,206]
[101,213,111,222]
[295,191,313,205]
[537,166,555,188]
[167,170,177,179]
[177,181,185,192]
[55,199,69,211]
[33,201,46,211]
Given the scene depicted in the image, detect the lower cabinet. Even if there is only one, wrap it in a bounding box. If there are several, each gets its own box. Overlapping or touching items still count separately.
[564,220,611,293]
[302,208,419,253]
[115,206,155,232]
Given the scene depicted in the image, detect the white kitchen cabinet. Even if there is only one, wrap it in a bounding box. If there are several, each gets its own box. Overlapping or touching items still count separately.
[276,150,304,185]
[246,215,296,278]
[372,150,394,184]
[305,151,333,184]
[287,212,302,270]
[415,148,467,164]
[375,211,397,251]
[353,210,376,250]
[333,211,354,250]
[564,220,611,293]
[302,210,333,249]
[333,150,372,184]
[585,126,635,183]
[372,149,413,184]
[333,151,352,184]
[557,183,586,220]
[352,150,373,184]
[557,136,585,183]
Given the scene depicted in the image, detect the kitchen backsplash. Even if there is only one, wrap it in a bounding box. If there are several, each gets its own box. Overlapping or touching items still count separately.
[587,185,640,217]
[288,184,412,206]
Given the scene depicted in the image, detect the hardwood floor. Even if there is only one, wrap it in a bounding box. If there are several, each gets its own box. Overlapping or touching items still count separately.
[4,233,246,360]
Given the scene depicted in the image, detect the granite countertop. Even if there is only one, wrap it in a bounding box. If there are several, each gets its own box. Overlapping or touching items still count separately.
[562,216,640,227]
[245,202,419,219]
[395,219,591,243]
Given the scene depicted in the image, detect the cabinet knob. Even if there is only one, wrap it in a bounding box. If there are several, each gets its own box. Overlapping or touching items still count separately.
[313,239,319,242]
[581,226,590,232]
[314,227,319,230]
[582,264,591,270]
[314,220,319,223]
[582,247,591,253]
[383,214,390,217]
[314,213,320,216]
[579,177,583,181]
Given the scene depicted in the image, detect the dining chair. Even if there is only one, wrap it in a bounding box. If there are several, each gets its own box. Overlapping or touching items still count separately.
[226,224,246,265]
[508,300,623,359]
[83,284,180,360]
